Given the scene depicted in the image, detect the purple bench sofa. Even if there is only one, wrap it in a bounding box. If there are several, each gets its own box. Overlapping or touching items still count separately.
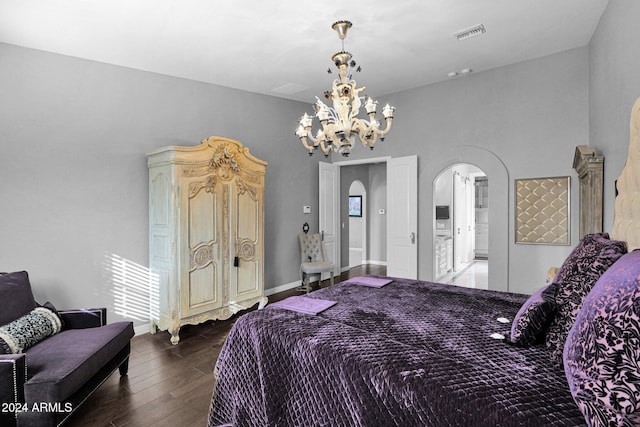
[0,271,134,427]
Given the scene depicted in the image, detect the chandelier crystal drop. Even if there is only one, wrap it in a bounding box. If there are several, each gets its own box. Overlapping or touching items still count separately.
[295,20,395,157]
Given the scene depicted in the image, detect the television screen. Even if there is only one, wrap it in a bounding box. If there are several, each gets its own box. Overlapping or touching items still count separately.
[435,205,450,220]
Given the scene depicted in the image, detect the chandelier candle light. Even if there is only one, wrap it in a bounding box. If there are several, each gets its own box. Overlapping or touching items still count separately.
[295,20,395,157]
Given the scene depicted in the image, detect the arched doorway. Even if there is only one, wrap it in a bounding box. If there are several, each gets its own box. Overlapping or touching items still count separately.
[421,146,508,292]
[433,163,488,288]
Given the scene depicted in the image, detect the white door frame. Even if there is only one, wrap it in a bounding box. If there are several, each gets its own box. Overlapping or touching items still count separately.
[360,189,367,265]
[330,155,417,279]
[333,156,391,274]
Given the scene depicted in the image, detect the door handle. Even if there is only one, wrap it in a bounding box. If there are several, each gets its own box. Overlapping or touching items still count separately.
[410,232,416,244]
[321,230,325,241]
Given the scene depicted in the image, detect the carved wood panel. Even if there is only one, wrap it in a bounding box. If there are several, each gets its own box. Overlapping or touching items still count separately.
[573,145,603,239]
[148,136,267,344]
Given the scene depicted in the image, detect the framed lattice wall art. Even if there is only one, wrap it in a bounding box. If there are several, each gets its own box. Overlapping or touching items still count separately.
[515,176,570,245]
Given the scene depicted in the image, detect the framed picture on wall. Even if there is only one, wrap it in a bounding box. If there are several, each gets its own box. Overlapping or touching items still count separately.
[349,195,362,217]
[515,176,570,245]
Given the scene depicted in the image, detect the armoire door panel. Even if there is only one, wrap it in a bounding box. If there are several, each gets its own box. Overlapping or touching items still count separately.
[188,183,217,246]
[150,172,170,226]
[230,181,262,301]
[187,263,219,309]
[151,268,169,325]
[234,261,259,296]
[150,171,171,264]
[234,187,259,241]
[181,177,223,317]
[151,234,169,260]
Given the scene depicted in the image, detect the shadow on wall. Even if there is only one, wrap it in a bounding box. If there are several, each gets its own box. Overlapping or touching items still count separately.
[100,253,158,322]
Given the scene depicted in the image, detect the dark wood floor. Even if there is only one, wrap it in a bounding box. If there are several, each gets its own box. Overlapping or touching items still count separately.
[65,265,386,427]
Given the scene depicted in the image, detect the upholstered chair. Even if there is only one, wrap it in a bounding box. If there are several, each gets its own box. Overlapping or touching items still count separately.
[0,271,134,427]
[298,233,334,293]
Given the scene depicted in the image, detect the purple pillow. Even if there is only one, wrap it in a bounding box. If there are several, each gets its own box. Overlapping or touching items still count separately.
[0,271,37,325]
[510,283,557,346]
[564,249,640,426]
[545,233,627,367]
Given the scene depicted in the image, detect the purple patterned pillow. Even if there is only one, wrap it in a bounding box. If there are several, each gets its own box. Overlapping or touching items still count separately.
[510,283,557,346]
[564,249,640,426]
[545,233,627,367]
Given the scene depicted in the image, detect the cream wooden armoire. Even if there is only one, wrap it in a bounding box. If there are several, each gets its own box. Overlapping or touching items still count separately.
[147,136,267,344]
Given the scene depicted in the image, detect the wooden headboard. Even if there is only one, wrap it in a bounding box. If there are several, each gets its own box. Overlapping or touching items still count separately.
[611,96,640,251]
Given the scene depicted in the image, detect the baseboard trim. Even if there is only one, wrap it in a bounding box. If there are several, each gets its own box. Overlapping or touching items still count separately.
[265,279,301,296]
[344,260,388,270]
[134,323,149,336]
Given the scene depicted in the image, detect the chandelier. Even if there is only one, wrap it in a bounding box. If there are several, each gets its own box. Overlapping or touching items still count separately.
[295,20,395,157]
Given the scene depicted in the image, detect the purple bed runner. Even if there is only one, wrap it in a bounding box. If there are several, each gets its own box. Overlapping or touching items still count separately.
[269,296,336,315]
[343,276,393,288]
[208,277,585,426]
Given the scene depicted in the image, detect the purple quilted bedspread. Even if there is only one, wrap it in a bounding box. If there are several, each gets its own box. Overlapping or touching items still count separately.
[208,278,585,426]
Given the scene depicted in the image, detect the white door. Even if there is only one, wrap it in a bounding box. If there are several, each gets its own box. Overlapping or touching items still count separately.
[453,172,467,270]
[466,178,475,262]
[318,162,340,276]
[387,156,418,279]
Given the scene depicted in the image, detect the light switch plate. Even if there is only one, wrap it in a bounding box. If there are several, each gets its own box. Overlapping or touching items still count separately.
[303,205,311,214]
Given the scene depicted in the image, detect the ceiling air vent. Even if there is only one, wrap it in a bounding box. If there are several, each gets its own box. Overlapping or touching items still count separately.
[271,83,308,95]
[453,24,486,41]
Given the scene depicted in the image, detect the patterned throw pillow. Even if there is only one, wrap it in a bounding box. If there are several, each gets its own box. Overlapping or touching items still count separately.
[0,306,63,354]
[510,283,557,346]
[545,233,627,367]
[564,250,640,427]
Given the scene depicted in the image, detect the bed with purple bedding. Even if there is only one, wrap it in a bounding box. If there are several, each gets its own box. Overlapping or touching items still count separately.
[208,277,586,426]
[207,96,640,426]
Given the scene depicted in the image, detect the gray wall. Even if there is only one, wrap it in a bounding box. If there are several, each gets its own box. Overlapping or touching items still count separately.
[588,0,640,231]
[367,163,387,263]
[340,165,369,268]
[0,43,316,327]
[330,47,589,295]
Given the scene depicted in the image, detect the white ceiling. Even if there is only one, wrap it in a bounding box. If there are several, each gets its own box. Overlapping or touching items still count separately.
[0,0,609,103]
